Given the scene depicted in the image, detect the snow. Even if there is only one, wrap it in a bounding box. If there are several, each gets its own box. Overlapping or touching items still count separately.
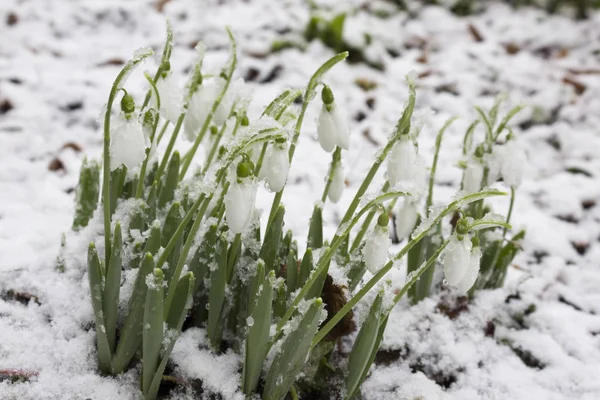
[1,0,600,399]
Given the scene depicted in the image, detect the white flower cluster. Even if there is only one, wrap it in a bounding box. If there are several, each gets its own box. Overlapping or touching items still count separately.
[442,235,482,293]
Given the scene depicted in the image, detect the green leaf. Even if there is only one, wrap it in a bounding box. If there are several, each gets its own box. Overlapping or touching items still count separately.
[262,89,303,120]
[162,202,183,283]
[226,233,242,283]
[298,248,313,289]
[355,316,388,398]
[286,249,297,293]
[488,230,525,289]
[305,249,329,300]
[112,253,155,373]
[146,181,158,223]
[263,298,324,400]
[146,272,195,400]
[189,223,218,293]
[208,234,228,348]
[158,151,180,209]
[346,293,383,400]
[243,266,273,394]
[143,223,162,259]
[109,166,127,215]
[495,105,525,139]
[87,243,112,373]
[307,205,323,249]
[279,230,294,265]
[463,120,479,156]
[73,158,100,230]
[142,269,164,396]
[259,205,285,271]
[103,222,122,352]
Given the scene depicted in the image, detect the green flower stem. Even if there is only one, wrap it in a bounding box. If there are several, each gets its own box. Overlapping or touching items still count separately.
[155,113,184,187]
[320,147,342,203]
[141,21,172,110]
[266,52,349,227]
[101,49,153,263]
[254,142,269,177]
[135,74,161,199]
[426,117,458,216]
[203,106,241,176]
[156,120,170,144]
[349,182,389,253]
[275,191,411,335]
[503,187,516,237]
[310,189,506,346]
[179,28,237,180]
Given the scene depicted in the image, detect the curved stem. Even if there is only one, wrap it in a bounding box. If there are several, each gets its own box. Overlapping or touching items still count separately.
[426,116,458,216]
[136,74,161,199]
[503,186,515,238]
[155,113,184,183]
[320,147,341,203]
[349,182,389,253]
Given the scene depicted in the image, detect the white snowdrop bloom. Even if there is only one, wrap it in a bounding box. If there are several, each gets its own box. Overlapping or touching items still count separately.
[485,148,503,186]
[184,78,224,140]
[224,178,257,234]
[363,226,391,274]
[109,116,147,171]
[317,104,338,152]
[328,163,345,203]
[395,199,418,241]
[156,72,182,123]
[455,247,482,293]
[387,138,418,186]
[442,235,473,286]
[262,144,290,193]
[501,140,527,188]
[330,103,350,150]
[463,161,484,194]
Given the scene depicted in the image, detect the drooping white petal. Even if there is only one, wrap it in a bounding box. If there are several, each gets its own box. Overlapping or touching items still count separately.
[328,163,345,203]
[395,199,418,241]
[184,86,210,140]
[387,139,418,187]
[156,72,183,123]
[455,247,481,293]
[109,116,147,171]
[363,226,391,274]
[317,105,337,153]
[224,179,257,234]
[211,78,229,126]
[463,161,484,194]
[442,235,472,286]
[485,148,503,186]
[501,140,526,188]
[263,144,290,193]
[330,103,350,150]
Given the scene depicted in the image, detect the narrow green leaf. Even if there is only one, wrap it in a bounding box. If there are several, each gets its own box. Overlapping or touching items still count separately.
[307,205,323,249]
[305,249,329,300]
[262,89,303,120]
[463,120,479,156]
[189,223,218,293]
[355,316,388,398]
[103,222,122,352]
[286,249,297,293]
[87,243,112,373]
[158,151,180,209]
[263,298,324,400]
[162,202,183,284]
[259,205,285,271]
[495,105,525,139]
[73,158,100,230]
[279,230,294,264]
[243,269,274,394]
[143,223,162,258]
[112,253,155,373]
[208,234,228,348]
[142,269,164,395]
[109,166,127,215]
[346,293,383,400]
[146,272,195,400]
[226,233,242,283]
[146,181,158,223]
[298,248,313,289]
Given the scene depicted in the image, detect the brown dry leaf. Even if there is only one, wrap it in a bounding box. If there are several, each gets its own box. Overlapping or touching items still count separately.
[562,76,586,95]
[48,157,66,172]
[468,23,484,42]
[156,0,172,12]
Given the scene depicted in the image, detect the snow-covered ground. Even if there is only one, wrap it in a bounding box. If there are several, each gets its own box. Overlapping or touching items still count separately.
[1,0,600,399]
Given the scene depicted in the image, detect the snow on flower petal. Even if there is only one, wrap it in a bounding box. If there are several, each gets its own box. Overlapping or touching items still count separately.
[363,226,391,274]
[109,116,147,171]
[442,235,472,286]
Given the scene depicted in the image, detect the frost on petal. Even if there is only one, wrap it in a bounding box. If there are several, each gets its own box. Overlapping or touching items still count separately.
[317,105,337,153]
[331,103,350,150]
[442,235,472,286]
[463,161,484,194]
[395,199,418,241]
[363,227,391,274]
[328,164,345,203]
[264,145,290,193]
[501,140,526,188]
[109,117,147,171]
[156,72,183,123]
[224,179,257,234]
[455,247,481,293]
[387,139,417,187]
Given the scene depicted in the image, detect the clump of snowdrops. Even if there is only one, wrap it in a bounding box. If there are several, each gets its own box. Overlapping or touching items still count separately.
[70,23,525,400]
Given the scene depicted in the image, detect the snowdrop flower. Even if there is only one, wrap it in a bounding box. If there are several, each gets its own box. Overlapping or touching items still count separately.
[317,85,350,152]
[109,94,147,171]
[184,77,225,140]
[156,70,183,123]
[394,199,418,241]
[386,136,418,186]
[455,247,482,293]
[442,234,473,287]
[500,138,526,188]
[463,160,484,194]
[225,160,258,234]
[260,141,290,193]
[484,148,502,186]
[328,163,345,203]
[363,214,392,274]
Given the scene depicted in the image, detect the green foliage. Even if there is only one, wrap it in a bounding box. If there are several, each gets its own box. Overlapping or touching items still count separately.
[73,158,100,230]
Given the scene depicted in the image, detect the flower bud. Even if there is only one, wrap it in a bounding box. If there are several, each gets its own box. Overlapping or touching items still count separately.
[224,179,257,234]
[236,160,253,179]
[328,163,345,203]
[317,105,337,153]
[363,226,391,274]
[321,85,334,106]
[120,93,135,115]
[377,212,389,228]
